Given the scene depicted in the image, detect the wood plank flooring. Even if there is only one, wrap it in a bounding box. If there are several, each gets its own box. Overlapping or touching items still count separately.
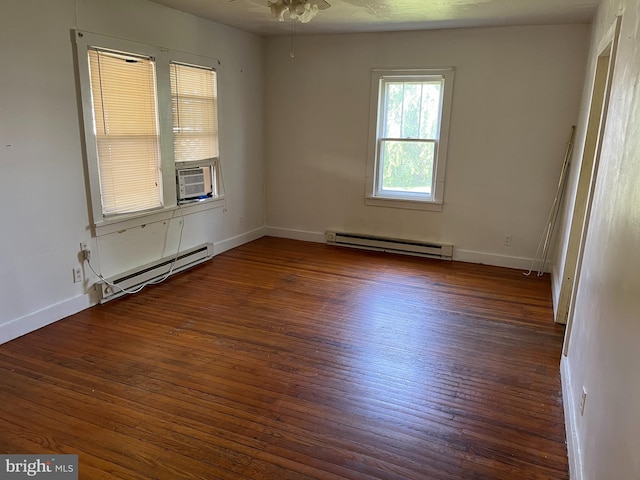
[0,237,568,479]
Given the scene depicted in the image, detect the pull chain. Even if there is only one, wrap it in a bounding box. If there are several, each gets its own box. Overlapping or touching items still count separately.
[290,19,296,58]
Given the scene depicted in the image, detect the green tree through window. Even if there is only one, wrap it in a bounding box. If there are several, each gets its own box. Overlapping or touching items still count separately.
[380,80,442,194]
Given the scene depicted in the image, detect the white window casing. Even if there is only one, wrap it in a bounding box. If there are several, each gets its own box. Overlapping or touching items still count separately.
[365,68,455,211]
[74,30,224,233]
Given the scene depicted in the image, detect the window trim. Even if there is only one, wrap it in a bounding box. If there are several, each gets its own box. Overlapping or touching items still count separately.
[74,30,224,231]
[365,67,455,212]
[91,200,223,237]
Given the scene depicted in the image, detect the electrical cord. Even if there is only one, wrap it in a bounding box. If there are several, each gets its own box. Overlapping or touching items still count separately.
[83,205,186,295]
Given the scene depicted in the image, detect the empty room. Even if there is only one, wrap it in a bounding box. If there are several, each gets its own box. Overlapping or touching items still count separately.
[1,0,638,478]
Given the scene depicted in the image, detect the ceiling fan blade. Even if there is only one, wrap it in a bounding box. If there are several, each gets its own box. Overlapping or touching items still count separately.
[316,0,331,10]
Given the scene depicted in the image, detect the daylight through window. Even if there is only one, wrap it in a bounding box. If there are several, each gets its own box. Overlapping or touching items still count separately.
[366,68,454,211]
[76,30,224,227]
[170,63,219,163]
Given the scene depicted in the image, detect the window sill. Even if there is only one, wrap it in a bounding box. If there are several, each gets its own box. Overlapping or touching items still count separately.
[94,196,225,237]
[364,196,443,212]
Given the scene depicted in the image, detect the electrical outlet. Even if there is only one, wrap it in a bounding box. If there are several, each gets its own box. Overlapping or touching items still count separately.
[239,216,245,226]
[580,387,587,416]
[504,235,513,247]
[73,267,82,283]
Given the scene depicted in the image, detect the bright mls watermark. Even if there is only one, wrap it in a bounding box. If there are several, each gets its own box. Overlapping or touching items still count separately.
[0,455,77,479]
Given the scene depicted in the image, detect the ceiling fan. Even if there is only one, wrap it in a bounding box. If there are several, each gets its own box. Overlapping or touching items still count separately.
[230,0,331,23]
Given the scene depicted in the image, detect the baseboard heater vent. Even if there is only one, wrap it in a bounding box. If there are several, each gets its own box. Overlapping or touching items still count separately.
[97,243,214,303]
[326,232,453,260]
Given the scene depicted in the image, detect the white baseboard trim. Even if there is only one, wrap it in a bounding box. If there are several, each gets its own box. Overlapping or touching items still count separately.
[453,249,546,272]
[0,292,97,346]
[265,229,547,273]
[0,228,267,347]
[264,226,326,243]
[214,226,266,255]
[551,263,560,317]
[561,356,582,480]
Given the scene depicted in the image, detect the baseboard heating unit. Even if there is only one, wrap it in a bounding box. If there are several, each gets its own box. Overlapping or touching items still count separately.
[97,243,214,303]
[326,231,453,260]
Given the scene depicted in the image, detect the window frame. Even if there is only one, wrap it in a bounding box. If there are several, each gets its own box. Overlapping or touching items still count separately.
[74,30,224,234]
[365,68,455,211]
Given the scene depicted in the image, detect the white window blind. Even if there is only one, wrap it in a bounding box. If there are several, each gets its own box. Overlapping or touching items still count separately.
[88,49,162,216]
[170,63,219,163]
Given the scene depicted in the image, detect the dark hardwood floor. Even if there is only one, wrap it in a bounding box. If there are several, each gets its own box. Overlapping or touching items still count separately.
[0,237,568,479]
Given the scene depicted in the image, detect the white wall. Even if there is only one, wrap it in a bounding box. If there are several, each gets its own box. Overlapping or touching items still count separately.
[264,25,589,268]
[554,0,640,478]
[0,0,265,342]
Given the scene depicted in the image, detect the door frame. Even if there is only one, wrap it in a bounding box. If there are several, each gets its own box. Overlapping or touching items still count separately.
[560,15,621,355]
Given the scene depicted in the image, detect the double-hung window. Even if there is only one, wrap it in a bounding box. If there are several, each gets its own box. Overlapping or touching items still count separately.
[170,62,219,164]
[88,49,162,216]
[366,68,454,211]
[170,63,220,199]
[75,31,223,230]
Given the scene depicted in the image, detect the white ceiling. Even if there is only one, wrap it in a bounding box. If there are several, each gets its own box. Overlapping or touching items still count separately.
[146,0,600,36]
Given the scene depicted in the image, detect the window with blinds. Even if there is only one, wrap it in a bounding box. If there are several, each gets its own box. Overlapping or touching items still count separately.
[88,49,162,216]
[170,63,219,163]
[76,31,225,225]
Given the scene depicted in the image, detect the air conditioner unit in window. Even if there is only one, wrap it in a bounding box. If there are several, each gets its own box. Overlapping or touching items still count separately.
[176,165,213,202]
